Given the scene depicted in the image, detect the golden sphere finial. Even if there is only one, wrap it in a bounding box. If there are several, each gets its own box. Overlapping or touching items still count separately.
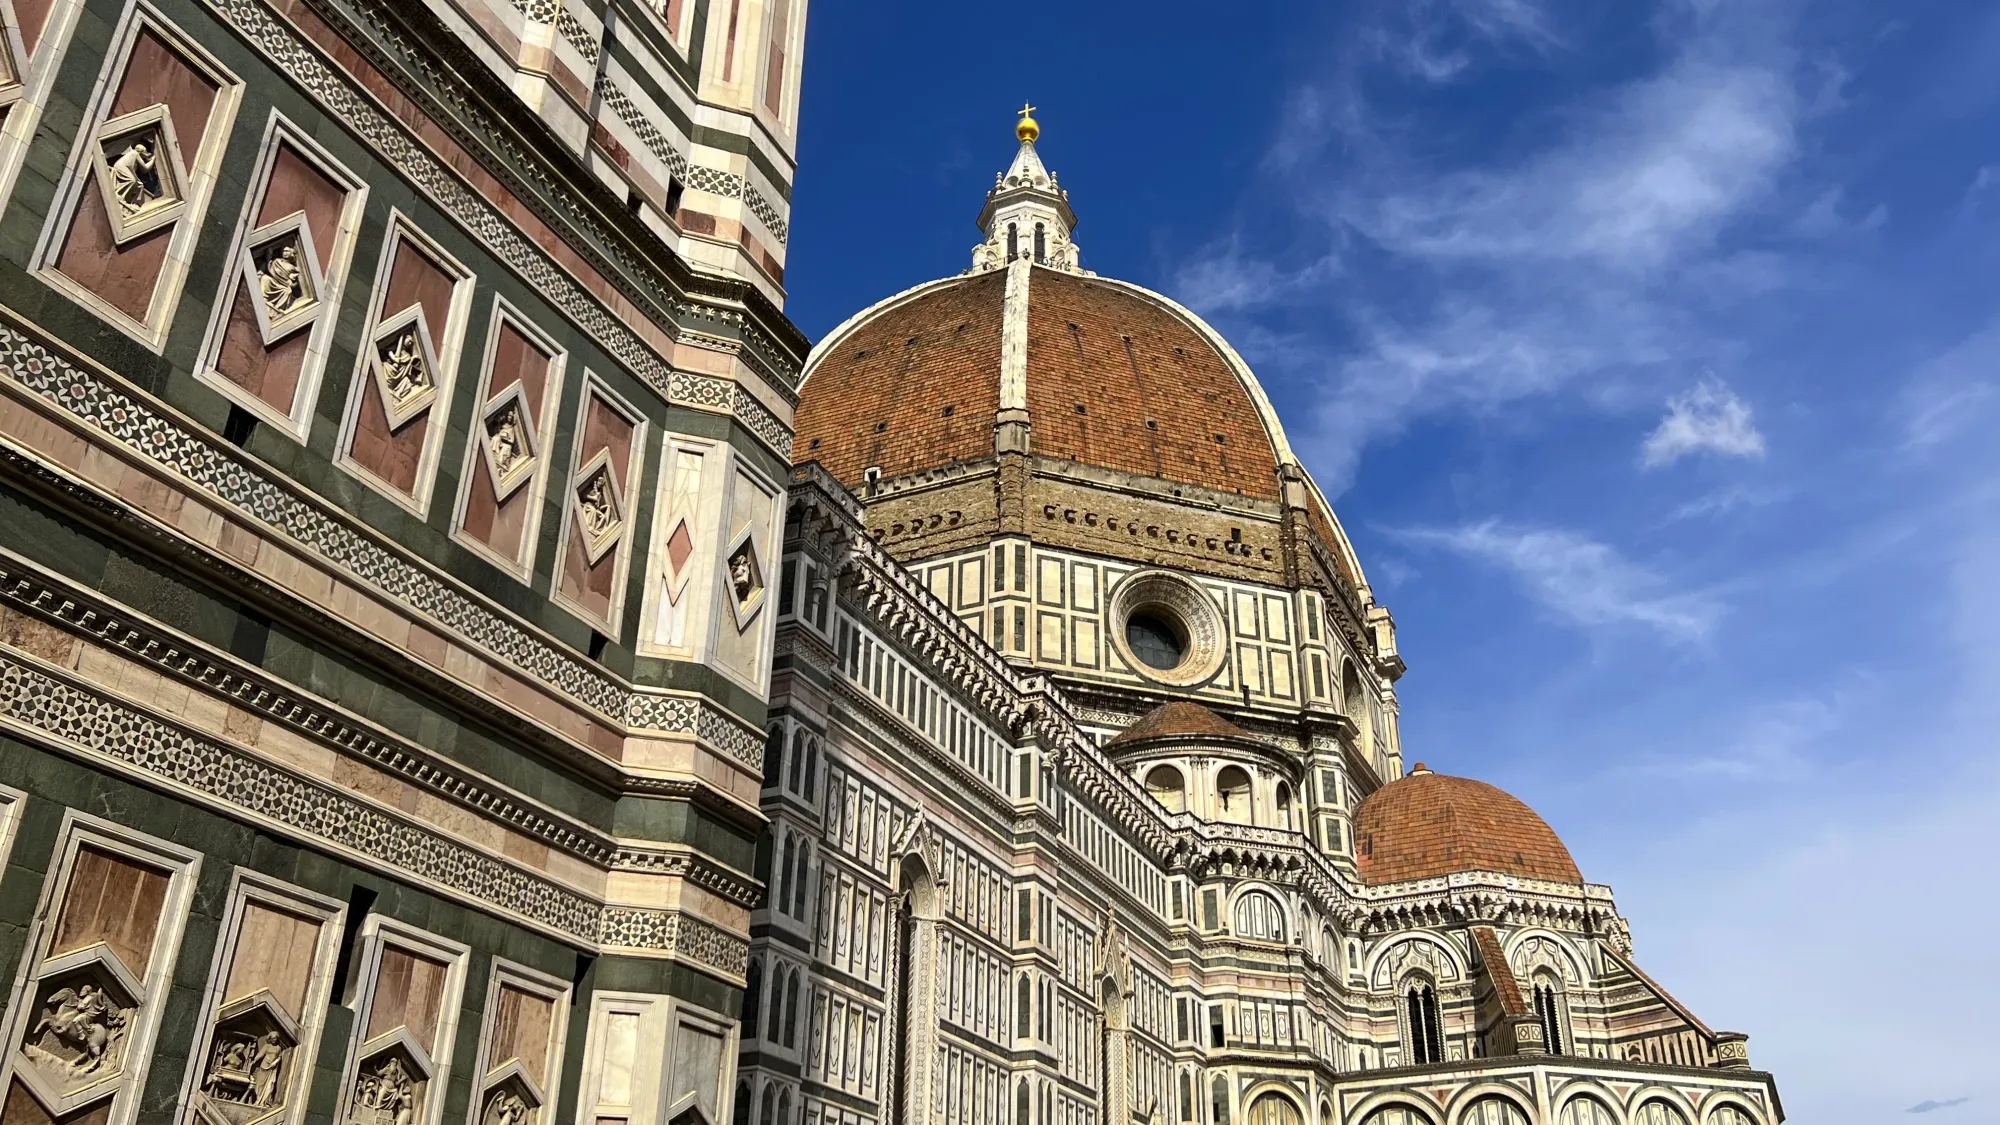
[1016,102,1039,142]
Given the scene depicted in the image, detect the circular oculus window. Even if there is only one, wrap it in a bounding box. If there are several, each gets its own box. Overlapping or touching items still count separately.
[1108,571,1227,687]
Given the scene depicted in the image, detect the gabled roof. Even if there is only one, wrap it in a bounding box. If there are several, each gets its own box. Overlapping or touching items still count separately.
[1471,925,1528,1017]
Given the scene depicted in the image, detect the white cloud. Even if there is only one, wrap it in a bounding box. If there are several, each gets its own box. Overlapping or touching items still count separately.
[1394,520,1721,641]
[1640,379,1767,467]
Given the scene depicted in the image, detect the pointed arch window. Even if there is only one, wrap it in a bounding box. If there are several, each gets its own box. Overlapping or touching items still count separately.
[1404,984,1443,1064]
[1275,782,1294,830]
[1007,223,1019,261]
[1034,222,1046,263]
[742,957,763,1040]
[1532,976,1567,1055]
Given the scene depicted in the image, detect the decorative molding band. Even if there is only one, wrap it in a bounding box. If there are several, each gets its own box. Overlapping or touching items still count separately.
[599,907,751,976]
[0,317,762,775]
[610,845,762,907]
[0,651,600,938]
[0,550,618,864]
[201,0,795,456]
[0,651,752,976]
[595,79,791,245]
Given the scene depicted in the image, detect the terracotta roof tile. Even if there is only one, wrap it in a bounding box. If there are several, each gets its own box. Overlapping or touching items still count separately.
[1353,765,1582,885]
[793,271,1005,485]
[1106,701,1250,747]
[1025,270,1279,499]
[1471,925,1528,1017]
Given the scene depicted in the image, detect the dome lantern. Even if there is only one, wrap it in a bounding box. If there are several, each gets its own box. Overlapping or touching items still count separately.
[972,106,1080,273]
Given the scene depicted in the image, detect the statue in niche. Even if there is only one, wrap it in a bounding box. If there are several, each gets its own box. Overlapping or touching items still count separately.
[257,242,307,316]
[108,137,162,214]
[26,983,126,1077]
[351,1054,417,1125]
[486,405,529,478]
[379,329,430,404]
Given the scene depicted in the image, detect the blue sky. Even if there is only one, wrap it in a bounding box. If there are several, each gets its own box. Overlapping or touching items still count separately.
[787,1,2000,1120]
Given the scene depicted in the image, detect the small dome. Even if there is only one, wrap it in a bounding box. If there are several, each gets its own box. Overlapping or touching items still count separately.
[1353,764,1581,885]
[1106,701,1251,747]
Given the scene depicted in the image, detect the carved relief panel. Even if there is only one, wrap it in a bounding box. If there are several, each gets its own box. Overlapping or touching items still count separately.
[194,111,368,438]
[0,812,200,1125]
[551,376,648,636]
[30,3,242,349]
[179,872,346,1125]
[467,960,570,1125]
[335,918,469,1125]
[710,458,782,693]
[450,299,567,580]
[333,211,475,514]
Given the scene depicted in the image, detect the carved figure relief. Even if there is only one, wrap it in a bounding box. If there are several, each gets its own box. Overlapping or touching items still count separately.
[366,305,443,431]
[202,1030,286,1108]
[481,1086,531,1125]
[256,242,306,315]
[24,983,128,1078]
[481,399,536,497]
[108,137,163,214]
[380,330,431,404]
[350,1053,419,1125]
[576,465,624,563]
[89,104,192,244]
[729,541,761,607]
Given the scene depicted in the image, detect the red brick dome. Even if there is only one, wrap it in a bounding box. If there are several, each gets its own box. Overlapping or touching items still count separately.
[1353,764,1582,885]
[793,266,1286,501]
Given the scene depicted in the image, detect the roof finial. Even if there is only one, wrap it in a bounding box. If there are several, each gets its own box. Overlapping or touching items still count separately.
[1016,102,1040,143]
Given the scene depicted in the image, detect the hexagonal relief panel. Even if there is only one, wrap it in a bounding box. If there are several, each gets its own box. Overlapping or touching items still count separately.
[193,990,303,1125]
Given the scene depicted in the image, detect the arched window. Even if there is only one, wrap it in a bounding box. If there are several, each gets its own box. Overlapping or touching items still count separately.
[791,844,812,918]
[1708,1105,1756,1125]
[778,838,797,916]
[776,1091,792,1125]
[1635,1101,1691,1125]
[802,737,819,800]
[1016,974,1031,1038]
[786,732,805,791]
[1461,1097,1529,1125]
[1212,1075,1231,1125]
[1405,984,1443,1064]
[1320,1101,1335,1125]
[764,724,786,788]
[759,1084,776,1125]
[741,957,763,1040]
[1246,1093,1304,1125]
[732,1079,752,1125]
[1007,223,1019,261]
[1558,1097,1618,1125]
[1179,1072,1193,1122]
[1016,1078,1030,1125]
[1215,766,1252,823]
[783,968,801,1046]
[1275,782,1293,830]
[1231,891,1286,942]
[1145,765,1186,813]
[1361,1106,1429,1125]
[1532,974,1567,1055]
[1033,223,1047,263]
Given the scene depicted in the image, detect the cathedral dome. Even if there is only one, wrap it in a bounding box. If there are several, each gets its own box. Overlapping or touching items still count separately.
[1353,764,1582,885]
[793,265,1287,502]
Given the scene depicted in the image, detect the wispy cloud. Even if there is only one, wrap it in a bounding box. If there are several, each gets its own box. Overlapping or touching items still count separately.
[1641,379,1767,468]
[1393,520,1721,642]
[1907,1098,1971,1115]
[1174,0,1812,490]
